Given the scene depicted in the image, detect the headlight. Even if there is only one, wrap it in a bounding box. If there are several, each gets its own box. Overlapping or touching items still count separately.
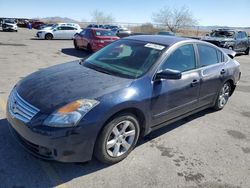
[44,99,99,127]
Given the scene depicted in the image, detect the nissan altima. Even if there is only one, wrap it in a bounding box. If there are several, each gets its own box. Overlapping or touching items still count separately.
[7,35,241,164]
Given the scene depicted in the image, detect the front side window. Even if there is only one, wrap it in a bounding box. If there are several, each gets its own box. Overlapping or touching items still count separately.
[198,44,218,67]
[161,44,196,72]
[83,40,166,78]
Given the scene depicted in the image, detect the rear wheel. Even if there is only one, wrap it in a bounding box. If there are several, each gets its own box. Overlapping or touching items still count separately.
[87,44,93,53]
[45,33,53,40]
[213,82,231,110]
[94,113,140,164]
[74,40,79,50]
[245,47,249,55]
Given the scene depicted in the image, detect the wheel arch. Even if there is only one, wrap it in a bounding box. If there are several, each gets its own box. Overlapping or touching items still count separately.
[100,107,147,138]
[225,79,236,96]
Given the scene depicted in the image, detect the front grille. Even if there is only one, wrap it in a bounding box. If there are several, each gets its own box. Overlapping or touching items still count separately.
[8,89,40,123]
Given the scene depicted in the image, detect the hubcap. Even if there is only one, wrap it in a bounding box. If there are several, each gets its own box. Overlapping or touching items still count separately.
[218,83,230,108]
[106,120,136,157]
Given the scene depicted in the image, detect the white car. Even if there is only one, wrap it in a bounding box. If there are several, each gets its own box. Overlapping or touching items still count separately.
[41,23,81,31]
[2,20,18,32]
[36,25,81,40]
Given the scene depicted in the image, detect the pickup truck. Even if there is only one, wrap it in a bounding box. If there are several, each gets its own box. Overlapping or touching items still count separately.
[201,29,249,55]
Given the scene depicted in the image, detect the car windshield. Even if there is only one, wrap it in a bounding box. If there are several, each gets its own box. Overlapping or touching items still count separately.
[83,40,166,79]
[5,20,15,24]
[210,31,235,38]
[94,30,116,36]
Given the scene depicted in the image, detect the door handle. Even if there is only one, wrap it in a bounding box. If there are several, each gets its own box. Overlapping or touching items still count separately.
[220,69,226,75]
[191,79,199,87]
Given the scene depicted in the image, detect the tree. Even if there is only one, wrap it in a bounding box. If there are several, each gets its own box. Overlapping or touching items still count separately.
[152,6,197,33]
[91,10,115,24]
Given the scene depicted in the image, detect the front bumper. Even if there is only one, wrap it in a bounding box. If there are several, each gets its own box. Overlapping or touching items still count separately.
[7,110,97,163]
[2,27,17,31]
[36,32,45,39]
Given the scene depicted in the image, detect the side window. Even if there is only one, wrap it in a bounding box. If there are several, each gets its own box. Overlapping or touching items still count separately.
[236,32,241,39]
[242,32,248,39]
[80,30,86,36]
[57,27,62,30]
[65,26,74,30]
[161,44,196,72]
[217,50,224,63]
[59,26,67,30]
[198,44,218,67]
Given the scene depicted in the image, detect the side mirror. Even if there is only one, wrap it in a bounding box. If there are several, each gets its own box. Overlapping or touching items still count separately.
[155,69,182,81]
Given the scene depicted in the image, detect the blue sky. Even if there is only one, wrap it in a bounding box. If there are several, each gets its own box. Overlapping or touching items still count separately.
[0,0,249,27]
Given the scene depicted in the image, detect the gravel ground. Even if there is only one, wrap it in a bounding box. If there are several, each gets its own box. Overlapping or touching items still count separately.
[0,28,249,188]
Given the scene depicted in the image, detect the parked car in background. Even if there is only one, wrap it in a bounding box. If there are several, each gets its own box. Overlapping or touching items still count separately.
[7,35,240,164]
[157,31,175,36]
[112,27,132,38]
[36,25,81,40]
[39,23,81,31]
[202,29,249,55]
[2,19,18,32]
[74,28,119,52]
[32,21,45,29]
[37,24,54,30]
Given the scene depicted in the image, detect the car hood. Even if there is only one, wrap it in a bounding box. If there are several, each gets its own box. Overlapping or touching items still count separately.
[202,36,234,42]
[16,61,132,113]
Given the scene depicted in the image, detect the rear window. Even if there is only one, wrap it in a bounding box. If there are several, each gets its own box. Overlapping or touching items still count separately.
[94,30,116,37]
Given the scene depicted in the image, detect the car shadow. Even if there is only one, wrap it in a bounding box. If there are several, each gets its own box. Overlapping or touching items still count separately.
[138,108,215,144]
[0,108,215,187]
[61,48,91,58]
[0,118,109,187]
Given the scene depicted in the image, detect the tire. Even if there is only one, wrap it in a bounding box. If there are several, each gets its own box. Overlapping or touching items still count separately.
[94,113,140,164]
[87,44,93,53]
[213,82,231,110]
[245,47,249,55]
[45,33,53,40]
[74,40,79,50]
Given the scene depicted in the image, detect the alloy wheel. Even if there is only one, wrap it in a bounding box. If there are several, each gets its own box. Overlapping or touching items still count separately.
[106,120,136,157]
[218,83,231,108]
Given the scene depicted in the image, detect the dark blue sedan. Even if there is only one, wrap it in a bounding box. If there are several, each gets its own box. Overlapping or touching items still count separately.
[7,35,241,164]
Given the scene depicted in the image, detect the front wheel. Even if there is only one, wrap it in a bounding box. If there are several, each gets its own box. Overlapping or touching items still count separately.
[74,40,79,50]
[213,82,231,110]
[245,47,249,55]
[45,33,53,40]
[94,113,140,164]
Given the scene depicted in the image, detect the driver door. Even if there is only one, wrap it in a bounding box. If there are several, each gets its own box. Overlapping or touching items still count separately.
[151,44,200,126]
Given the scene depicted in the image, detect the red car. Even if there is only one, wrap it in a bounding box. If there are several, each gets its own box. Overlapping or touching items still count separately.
[74,28,120,52]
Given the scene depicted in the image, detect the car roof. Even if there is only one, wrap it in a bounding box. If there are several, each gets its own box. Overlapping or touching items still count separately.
[125,35,190,46]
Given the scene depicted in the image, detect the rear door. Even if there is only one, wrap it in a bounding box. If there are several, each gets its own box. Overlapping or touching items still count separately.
[241,31,249,51]
[53,26,64,39]
[151,44,200,125]
[64,26,77,39]
[196,44,225,107]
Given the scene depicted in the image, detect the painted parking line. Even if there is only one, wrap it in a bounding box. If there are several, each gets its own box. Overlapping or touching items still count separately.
[0,97,68,188]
